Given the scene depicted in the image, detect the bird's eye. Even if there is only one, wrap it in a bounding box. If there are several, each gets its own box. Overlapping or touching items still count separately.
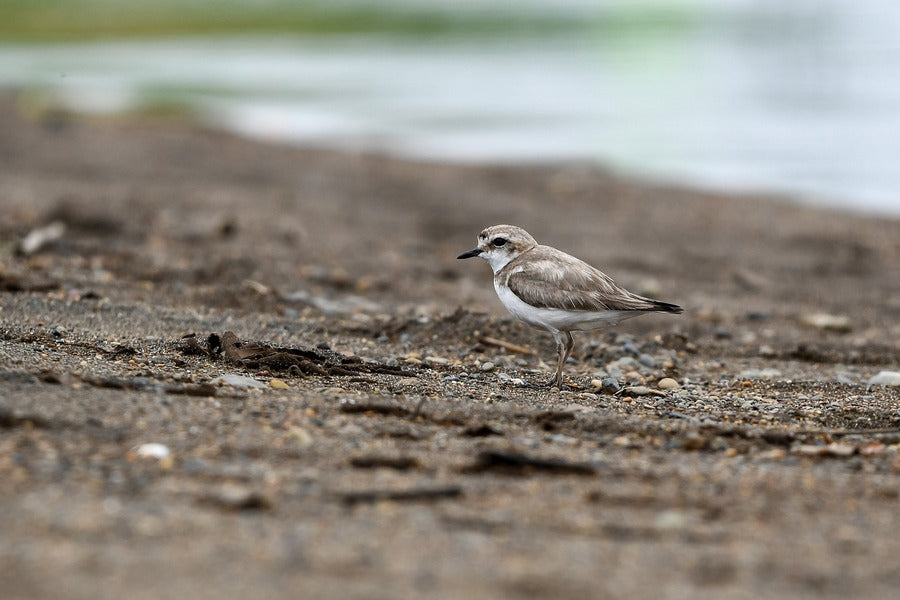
[492,237,508,247]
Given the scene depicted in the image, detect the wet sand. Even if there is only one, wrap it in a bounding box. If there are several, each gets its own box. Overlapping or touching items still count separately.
[1,93,899,599]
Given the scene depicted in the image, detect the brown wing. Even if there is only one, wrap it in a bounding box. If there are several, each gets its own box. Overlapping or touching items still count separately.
[502,246,676,312]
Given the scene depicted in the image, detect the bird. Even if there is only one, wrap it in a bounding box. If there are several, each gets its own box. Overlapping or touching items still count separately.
[457,224,683,388]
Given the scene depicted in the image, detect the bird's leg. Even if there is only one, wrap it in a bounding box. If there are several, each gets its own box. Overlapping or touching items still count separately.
[562,331,575,366]
[548,331,565,388]
[550,332,575,388]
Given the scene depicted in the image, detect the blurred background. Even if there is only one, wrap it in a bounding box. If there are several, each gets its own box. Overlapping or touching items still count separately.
[1,0,898,217]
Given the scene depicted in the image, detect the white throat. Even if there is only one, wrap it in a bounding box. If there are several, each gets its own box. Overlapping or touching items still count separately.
[482,250,516,273]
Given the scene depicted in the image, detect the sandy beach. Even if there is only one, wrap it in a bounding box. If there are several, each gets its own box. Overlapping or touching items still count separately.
[1,93,899,599]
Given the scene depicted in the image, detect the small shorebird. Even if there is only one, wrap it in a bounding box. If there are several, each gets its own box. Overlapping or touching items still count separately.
[458,224,683,388]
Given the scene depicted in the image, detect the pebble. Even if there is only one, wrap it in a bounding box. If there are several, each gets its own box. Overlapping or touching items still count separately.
[800,313,852,333]
[834,373,855,385]
[130,443,170,460]
[601,377,620,394]
[795,443,856,457]
[758,345,776,358]
[318,387,345,396]
[624,371,644,384]
[19,220,66,255]
[746,310,770,321]
[496,372,525,386]
[638,353,657,368]
[288,427,313,447]
[657,377,679,390]
[425,356,451,366]
[739,368,782,380]
[867,371,900,387]
[618,356,638,369]
[211,374,266,389]
[206,483,272,511]
[546,433,578,445]
[127,443,173,468]
[480,361,495,372]
[626,386,651,396]
[129,377,155,390]
[269,378,290,390]
[654,510,688,531]
[622,342,639,356]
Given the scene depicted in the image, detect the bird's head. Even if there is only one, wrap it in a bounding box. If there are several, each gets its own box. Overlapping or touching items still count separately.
[457,224,538,273]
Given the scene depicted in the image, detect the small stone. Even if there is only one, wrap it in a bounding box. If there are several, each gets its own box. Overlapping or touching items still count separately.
[129,377,155,390]
[269,378,290,390]
[655,510,687,531]
[638,354,657,368]
[657,377,679,390]
[800,313,852,333]
[757,448,786,460]
[626,386,651,396]
[795,443,856,457]
[682,433,709,450]
[425,356,450,366]
[619,357,638,370]
[714,327,732,339]
[480,361,495,372]
[18,220,66,255]
[590,379,603,389]
[318,387,345,396]
[130,443,170,460]
[624,371,644,383]
[288,427,313,447]
[834,373,855,385]
[621,342,639,356]
[211,374,266,389]
[739,368,782,380]
[127,443,173,469]
[867,371,900,387]
[205,483,272,511]
[395,377,419,387]
[600,377,620,394]
[758,345,776,358]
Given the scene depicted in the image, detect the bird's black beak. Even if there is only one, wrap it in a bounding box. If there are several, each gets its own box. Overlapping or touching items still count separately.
[457,248,483,259]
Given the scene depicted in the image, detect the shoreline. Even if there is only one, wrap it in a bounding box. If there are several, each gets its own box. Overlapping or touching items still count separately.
[1,92,899,599]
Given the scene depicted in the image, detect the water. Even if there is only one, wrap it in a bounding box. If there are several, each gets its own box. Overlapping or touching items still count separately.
[1,0,898,217]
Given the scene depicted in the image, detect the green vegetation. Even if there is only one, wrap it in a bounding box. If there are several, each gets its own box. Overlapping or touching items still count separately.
[0,0,702,42]
[0,0,585,41]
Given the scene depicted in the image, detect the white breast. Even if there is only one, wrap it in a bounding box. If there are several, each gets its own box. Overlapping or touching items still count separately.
[494,280,638,333]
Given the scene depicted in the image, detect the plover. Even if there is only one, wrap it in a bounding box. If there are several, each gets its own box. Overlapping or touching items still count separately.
[458,224,683,388]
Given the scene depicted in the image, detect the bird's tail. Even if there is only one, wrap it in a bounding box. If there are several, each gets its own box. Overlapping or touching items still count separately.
[649,300,683,314]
